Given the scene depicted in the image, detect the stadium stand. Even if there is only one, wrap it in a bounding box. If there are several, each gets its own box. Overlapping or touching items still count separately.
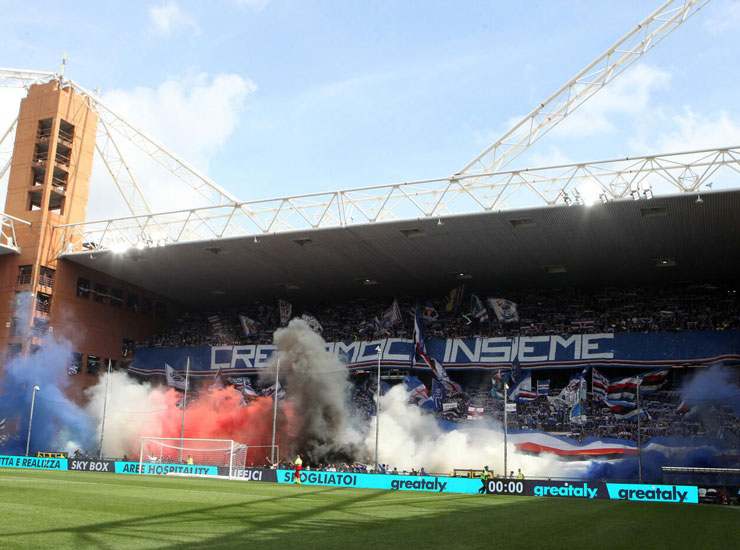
[139,283,739,348]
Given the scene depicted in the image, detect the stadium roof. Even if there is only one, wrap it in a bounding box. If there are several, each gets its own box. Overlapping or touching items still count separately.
[61,189,740,308]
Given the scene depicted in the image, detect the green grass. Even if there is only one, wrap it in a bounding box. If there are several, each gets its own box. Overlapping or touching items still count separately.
[0,469,737,549]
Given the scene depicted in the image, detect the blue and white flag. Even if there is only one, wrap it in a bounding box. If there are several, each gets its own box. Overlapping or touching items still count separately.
[431,378,445,412]
[536,379,550,396]
[381,299,402,328]
[165,363,188,391]
[509,370,536,402]
[262,380,286,400]
[404,375,429,405]
[569,401,587,425]
[238,314,256,337]
[422,302,439,322]
[488,298,519,323]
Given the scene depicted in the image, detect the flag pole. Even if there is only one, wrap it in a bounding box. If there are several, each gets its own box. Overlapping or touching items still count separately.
[98,359,112,459]
[179,357,190,463]
[270,354,280,464]
[637,379,643,483]
[503,382,509,478]
[374,344,382,471]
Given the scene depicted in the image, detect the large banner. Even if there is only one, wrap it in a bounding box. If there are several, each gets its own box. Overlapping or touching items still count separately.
[0,455,68,471]
[130,330,740,376]
[114,462,218,476]
[483,479,699,504]
[276,469,480,494]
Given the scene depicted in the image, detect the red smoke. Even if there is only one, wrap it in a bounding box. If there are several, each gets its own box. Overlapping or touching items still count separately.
[137,386,299,465]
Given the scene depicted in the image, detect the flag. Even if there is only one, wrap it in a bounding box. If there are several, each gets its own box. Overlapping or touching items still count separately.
[639,369,670,393]
[278,300,292,326]
[606,375,640,401]
[262,381,285,400]
[431,379,445,411]
[300,313,323,333]
[509,370,536,402]
[569,401,587,425]
[413,308,426,354]
[445,285,465,312]
[556,375,582,407]
[470,294,489,322]
[165,363,188,391]
[242,379,260,399]
[491,369,507,399]
[238,314,256,337]
[536,379,550,396]
[592,368,609,402]
[422,302,439,322]
[488,298,519,323]
[416,346,462,395]
[607,369,669,401]
[381,299,402,328]
[404,376,429,405]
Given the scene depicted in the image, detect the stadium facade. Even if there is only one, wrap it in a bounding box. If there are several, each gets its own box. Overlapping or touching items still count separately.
[0,82,167,370]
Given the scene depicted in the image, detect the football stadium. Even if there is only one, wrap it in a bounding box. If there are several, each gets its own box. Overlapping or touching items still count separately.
[0,1,739,548]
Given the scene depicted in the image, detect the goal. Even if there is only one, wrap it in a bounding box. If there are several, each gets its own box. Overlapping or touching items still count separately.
[138,437,248,477]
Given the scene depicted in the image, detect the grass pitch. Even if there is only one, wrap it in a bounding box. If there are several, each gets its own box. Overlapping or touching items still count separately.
[0,469,737,549]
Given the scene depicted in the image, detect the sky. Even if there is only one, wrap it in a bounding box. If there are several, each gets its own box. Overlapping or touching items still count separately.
[1,0,740,219]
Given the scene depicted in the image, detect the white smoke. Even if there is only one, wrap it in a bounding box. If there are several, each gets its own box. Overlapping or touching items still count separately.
[85,371,167,458]
[366,385,586,478]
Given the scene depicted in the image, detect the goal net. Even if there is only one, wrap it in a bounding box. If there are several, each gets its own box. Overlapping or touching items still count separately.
[139,437,248,477]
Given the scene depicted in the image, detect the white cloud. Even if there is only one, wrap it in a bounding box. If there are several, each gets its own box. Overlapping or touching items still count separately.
[550,64,671,139]
[704,0,740,34]
[639,108,740,153]
[149,1,200,35]
[87,73,255,219]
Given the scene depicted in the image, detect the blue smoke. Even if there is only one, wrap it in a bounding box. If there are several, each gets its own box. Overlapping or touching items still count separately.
[0,294,95,455]
[681,365,740,415]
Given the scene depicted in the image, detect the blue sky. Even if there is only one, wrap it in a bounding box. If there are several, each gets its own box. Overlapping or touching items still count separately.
[1,0,740,216]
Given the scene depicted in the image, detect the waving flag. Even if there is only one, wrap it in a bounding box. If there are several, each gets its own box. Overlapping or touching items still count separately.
[569,401,587,425]
[278,300,292,326]
[607,369,669,400]
[445,285,465,312]
[165,364,188,391]
[536,379,550,396]
[262,381,285,400]
[422,302,439,322]
[382,299,402,328]
[404,376,429,405]
[488,298,519,323]
[592,368,609,402]
[509,371,536,402]
[491,369,508,399]
[238,314,257,337]
[300,313,323,333]
[431,379,445,412]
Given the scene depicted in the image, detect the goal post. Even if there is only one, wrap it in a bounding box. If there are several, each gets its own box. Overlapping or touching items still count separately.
[138,437,248,477]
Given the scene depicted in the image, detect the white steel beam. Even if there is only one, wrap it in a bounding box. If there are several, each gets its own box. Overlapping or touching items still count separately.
[52,145,740,254]
[0,68,56,88]
[68,80,242,209]
[457,0,709,175]
[95,118,152,217]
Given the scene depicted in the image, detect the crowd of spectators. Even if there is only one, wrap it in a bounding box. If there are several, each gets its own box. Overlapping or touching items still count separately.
[140,283,740,348]
[460,377,740,446]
